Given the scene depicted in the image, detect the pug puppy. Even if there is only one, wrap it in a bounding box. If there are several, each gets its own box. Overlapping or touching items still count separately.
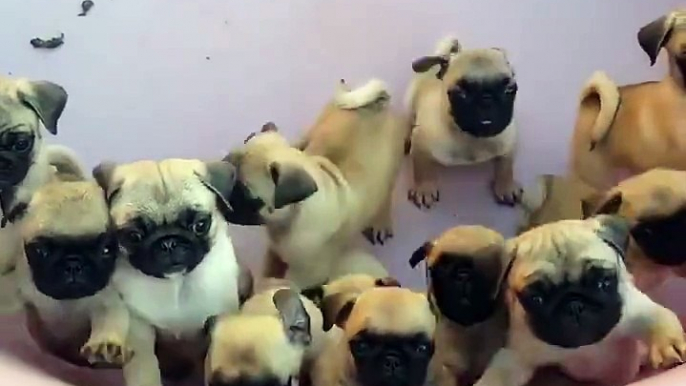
[13,180,132,369]
[409,225,509,386]
[311,286,437,386]
[205,285,327,386]
[591,168,686,292]
[223,78,404,288]
[301,273,401,309]
[473,216,686,386]
[406,45,521,210]
[92,159,253,386]
[0,76,84,311]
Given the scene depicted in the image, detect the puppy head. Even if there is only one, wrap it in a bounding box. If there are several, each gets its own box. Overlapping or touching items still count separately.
[637,9,686,66]
[508,216,630,348]
[206,289,310,386]
[593,168,686,267]
[409,225,507,326]
[92,159,236,279]
[20,181,115,300]
[222,122,318,226]
[324,287,436,386]
[0,77,68,188]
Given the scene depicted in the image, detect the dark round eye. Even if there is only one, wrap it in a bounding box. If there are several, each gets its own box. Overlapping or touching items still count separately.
[28,244,48,258]
[12,138,30,152]
[127,231,143,244]
[505,82,518,94]
[350,340,371,355]
[191,219,211,235]
[415,343,429,354]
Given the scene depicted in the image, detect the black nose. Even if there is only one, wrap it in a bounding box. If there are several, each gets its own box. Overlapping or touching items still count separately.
[64,257,84,282]
[566,300,586,321]
[383,355,402,377]
[158,237,178,253]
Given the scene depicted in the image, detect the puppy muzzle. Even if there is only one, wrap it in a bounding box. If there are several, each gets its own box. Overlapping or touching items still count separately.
[144,233,200,274]
[447,80,517,138]
[34,255,111,300]
[225,180,266,226]
[0,152,30,187]
[430,265,498,326]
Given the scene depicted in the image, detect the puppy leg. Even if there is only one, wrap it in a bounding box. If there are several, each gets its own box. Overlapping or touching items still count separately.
[473,348,536,386]
[492,152,523,206]
[408,144,440,210]
[81,293,133,366]
[122,316,162,386]
[362,193,394,245]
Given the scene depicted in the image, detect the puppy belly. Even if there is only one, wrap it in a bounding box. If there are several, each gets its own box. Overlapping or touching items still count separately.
[560,336,641,385]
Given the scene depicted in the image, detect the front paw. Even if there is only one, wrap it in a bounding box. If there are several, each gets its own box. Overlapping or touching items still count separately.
[408,181,440,210]
[362,225,393,246]
[81,336,134,366]
[492,179,523,206]
[648,319,686,369]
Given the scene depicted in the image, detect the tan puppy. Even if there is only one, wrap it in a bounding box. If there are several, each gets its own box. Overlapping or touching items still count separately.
[205,285,327,386]
[223,78,406,288]
[92,159,253,386]
[591,168,686,292]
[569,9,686,190]
[12,180,131,369]
[311,287,437,386]
[300,273,401,310]
[408,226,509,386]
[473,216,686,386]
[406,42,521,210]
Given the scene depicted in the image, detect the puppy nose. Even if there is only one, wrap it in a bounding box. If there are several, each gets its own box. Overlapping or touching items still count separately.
[566,300,586,319]
[64,257,84,280]
[383,355,402,376]
[159,237,178,253]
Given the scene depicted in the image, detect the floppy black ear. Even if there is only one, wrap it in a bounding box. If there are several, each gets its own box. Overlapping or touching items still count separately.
[638,14,674,66]
[321,293,356,331]
[198,161,237,219]
[273,288,312,346]
[409,241,433,268]
[92,162,120,203]
[261,121,279,133]
[17,80,68,135]
[594,192,623,216]
[595,214,631,256]
[375,277,401,287]
[411,56,450,80]
[300,285,325,307]
[269,161,318,209]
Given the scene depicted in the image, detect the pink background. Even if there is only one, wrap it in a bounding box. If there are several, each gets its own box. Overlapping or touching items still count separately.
[0,0,685,384]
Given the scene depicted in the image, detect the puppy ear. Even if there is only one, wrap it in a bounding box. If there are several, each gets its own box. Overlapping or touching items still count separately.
[411,56,450,80]
[201,161,237,208]
[273,288,312,346]
[409,241,434,268]
[594,214,631,256]
[17,80,68,135]
[375,277,401,288]
[269,162,318,209]
[203,315,218,337]
[300,285,325,307]
[321,293,356,331]
[261,121,279,133]
[593,192,623,216]
[638,14,675,66]
[92,162,120,202]
[581,191,606,218]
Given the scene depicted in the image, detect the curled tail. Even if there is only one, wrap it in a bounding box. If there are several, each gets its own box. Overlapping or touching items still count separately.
[334,78,391,110]
[580,71,621,150]
[44,144,86,181]
[433,35,461,56]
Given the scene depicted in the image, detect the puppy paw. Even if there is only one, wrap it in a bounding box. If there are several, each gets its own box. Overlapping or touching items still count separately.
[648,322,686,369]
[362,226,393,246]
[492,179,523,206]
[80,336,133,366]
[408,181,440,210]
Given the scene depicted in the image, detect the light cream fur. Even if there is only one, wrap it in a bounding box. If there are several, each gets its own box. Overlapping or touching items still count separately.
[473,217,686,386]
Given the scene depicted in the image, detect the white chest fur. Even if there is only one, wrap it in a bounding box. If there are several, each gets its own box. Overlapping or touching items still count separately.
[113,235,240,337]
[427,124,516,166]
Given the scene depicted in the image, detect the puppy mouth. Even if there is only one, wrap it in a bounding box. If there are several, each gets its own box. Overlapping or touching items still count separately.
[480,119,493,125]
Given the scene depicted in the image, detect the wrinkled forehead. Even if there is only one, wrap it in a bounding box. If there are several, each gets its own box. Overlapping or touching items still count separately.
[347,290,435,337]
[445,49,513,84]
[0,97,38,132]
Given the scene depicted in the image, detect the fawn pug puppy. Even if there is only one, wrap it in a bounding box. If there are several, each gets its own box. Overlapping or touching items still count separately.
[0,76,84,311]
[473,216,686,386]
[591,168,686,292]
[92,159,253,386]
[409,225,509,386]
[312,286,437,386]
[223,78,405,288]
[406,45,521,210]
[570,9,686,190]
[205,286,327,386]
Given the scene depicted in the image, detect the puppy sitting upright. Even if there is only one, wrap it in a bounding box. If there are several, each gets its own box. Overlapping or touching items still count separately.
[92,159,252,386]
[473,216,686,386]
[312,286,437,386]
[406,43,521,209]
[570,9,686,190]
[409,225,508,386]
[14,180,131,369]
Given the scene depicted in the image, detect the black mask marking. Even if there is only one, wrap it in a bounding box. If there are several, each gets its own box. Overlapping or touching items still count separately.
[0,130,35,188]
[118,209,213,278]
[224,179,266,226]
[631,208,686,266]
[517,266,622,348]
[349,330,433,386]
[25,232,118,300]
[430,256,500,326]
[447,77,517,138]
[208,374,292,386]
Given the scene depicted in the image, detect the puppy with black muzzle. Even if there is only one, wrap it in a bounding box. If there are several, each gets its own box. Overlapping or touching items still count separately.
[92,159,253,386]
[205,285,327,386]
[406,42,521,210]
[12,180,132,370]
[0,76,85,311]
[223,78,404,288]
[591,168,686,292]
[408,225,508,386]
[473,216,686,386]
[311,286,437,386]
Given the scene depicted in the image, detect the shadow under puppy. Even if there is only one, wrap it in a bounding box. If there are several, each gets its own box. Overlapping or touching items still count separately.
[223,78,405,288]
[406,43,521,210]
[569,9,686,190]
[409,225,508,386]
[92,159,253,386]
[473,216,686,386]
[0,76,85,311]
[11,180,132,370]
[311,286,437,386]
[591,168,686,293]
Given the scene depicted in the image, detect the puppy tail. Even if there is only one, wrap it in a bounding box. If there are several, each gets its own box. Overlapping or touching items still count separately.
[580,71,621,149]
[334,78,391,110]
[433,35,461,56]
[44,144,87,181]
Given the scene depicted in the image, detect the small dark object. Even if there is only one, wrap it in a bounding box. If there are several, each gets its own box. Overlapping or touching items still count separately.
[78,0,94,16]
[30,33,65,49]
[206,56,210,60]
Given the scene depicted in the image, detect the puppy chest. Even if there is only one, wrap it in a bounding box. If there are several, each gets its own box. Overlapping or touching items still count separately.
[428,136,510,166]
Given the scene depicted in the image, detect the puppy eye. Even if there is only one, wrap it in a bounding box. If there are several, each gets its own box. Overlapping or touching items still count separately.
[191,218,211,235]
[27,244,49,258]
[504,82,518,94]
[414,343,429,354]
[12,138,31,152]
[126,230,143,244]
[349,340,371,356]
